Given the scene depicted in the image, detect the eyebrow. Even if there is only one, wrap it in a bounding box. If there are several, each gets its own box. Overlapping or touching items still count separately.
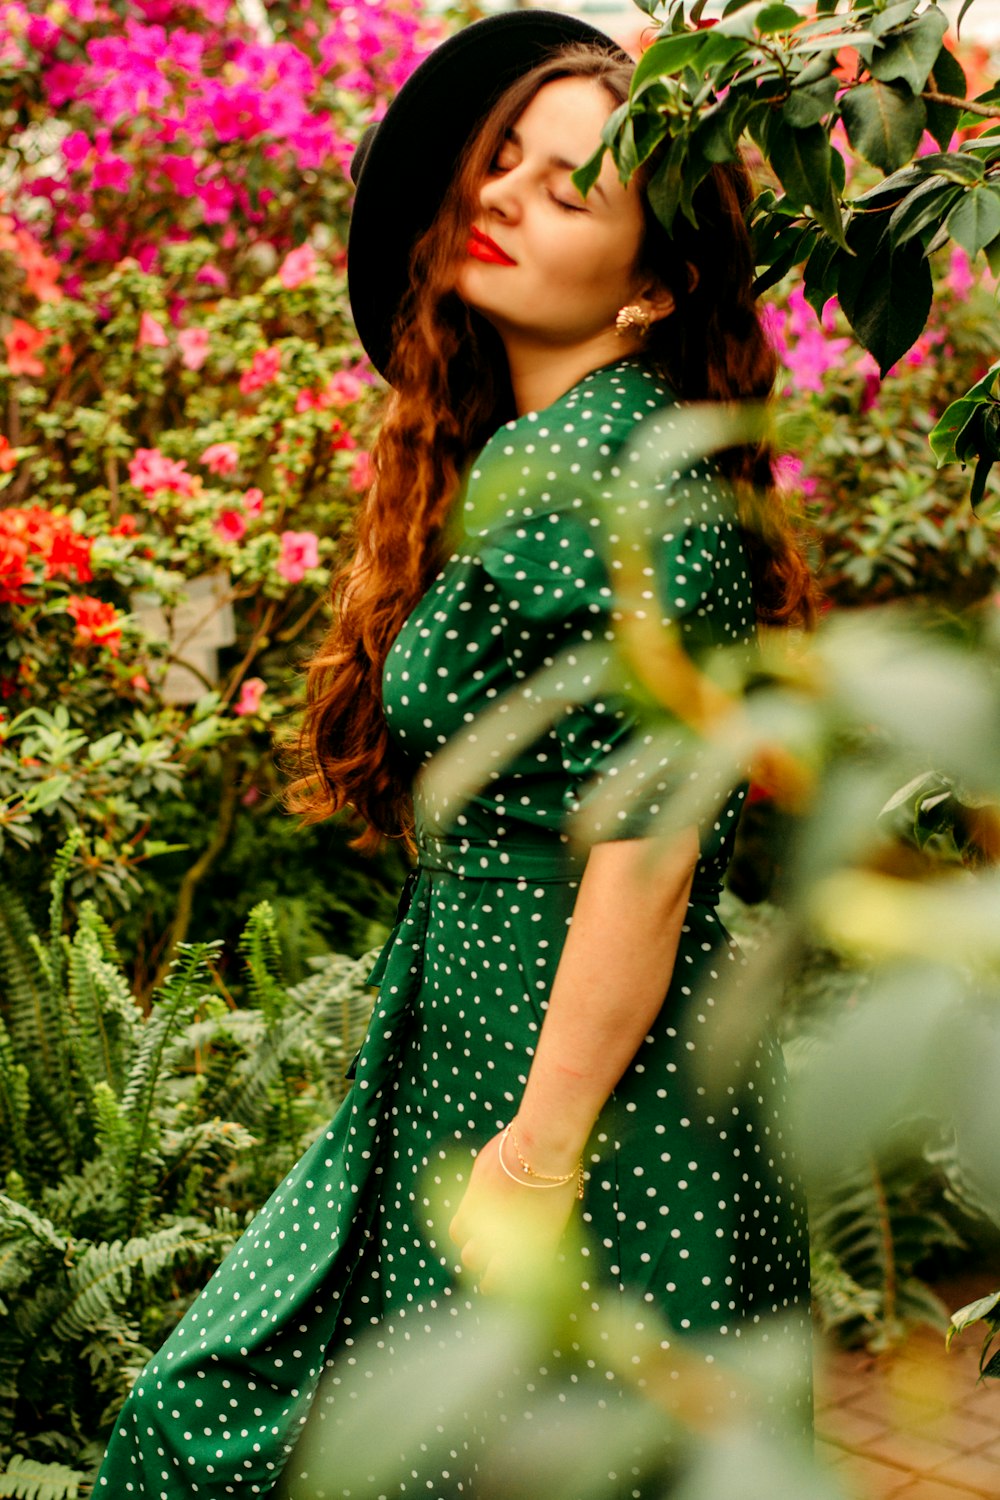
[506,127,609,204]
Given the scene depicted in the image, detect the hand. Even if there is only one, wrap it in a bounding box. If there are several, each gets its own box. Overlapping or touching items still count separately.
[448,1129,580,1294]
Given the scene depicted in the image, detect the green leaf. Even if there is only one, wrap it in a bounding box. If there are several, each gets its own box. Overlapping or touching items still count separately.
[984,231,1000,278]
[970,453,995,512]
[868,0,921,38]
[928,360,1000,467]
[888,177,963,250]
[957,83,1000,131]
[765,119,828,207]
[765,119,849,250]
[840,80,927,174]
[630,33,706,98]
[802,235,843,317]
[782,76,838,128]
[910,151,983,184]
[946,183,1000,256]
[646,133,687,235]
[925,43,967,151]
[869,7,947,93]
[692,95,750,166]
[956,0,978,38]
[752,226,817,294]
[571,142,607,201]
[755,3,801,32]
[838,212,933,376]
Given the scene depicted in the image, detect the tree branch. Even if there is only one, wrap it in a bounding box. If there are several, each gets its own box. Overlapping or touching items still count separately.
[921,90,1000,119]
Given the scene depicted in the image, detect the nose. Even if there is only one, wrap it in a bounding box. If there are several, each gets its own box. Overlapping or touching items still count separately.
[478,167,523,223]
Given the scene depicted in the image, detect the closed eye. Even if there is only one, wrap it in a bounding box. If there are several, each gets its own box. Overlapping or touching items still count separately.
[550,192,587,214]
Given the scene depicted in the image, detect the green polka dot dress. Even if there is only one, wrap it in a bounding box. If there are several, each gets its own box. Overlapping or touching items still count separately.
[95,359,811,1498]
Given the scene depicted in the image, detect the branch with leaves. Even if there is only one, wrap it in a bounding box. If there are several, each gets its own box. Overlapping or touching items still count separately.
[576,0,1000,506]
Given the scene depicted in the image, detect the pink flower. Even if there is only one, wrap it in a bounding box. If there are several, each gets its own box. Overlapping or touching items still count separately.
[350,451,373,492]
[200,441,239,475]
[277,529,319,583]
[195,263,228,289]
[772,453,816,498]
[138,312,169,348]
[214,508,247,542]
[242,486,265,516]
[234,676,266,715]
[945,246,976,300]
[128,447,197,498]
[326,369,364,405]
[278,243,317,289]
[240,346,281,394]
[179,327,210,370]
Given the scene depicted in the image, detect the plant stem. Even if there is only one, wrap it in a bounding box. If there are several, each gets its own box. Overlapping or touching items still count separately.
[149,745,242,993]
[922,90,1000,119]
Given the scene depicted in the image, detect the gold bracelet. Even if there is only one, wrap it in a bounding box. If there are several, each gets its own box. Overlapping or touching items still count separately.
[504,1123,585,1200]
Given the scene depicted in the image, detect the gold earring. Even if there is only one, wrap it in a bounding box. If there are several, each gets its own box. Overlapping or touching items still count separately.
[615,304,652,338]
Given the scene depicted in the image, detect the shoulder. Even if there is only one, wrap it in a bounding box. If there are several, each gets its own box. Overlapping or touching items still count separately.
[461,359,681,538]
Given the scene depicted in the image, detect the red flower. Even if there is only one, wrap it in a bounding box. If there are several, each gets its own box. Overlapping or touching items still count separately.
[66,595,123,655]
[109,514,139,537]
[4,319,47,376]
[0,436,17,472]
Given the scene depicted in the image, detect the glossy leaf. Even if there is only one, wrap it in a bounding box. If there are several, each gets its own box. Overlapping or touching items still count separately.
[888,177,963,250]
[868,0,921,38]
[925,43,968,151]
[765,120,848,249]
[782,76,838,128]
[630,33,706,98]
[802,235,843,317]
[646,134,687,234]
[838,213,932,376]
[840,80,927,174]
[946,183,1000,257]
[956,0,978,37]
[928,360,1000,467]
[908,150,983,184]
[755,3,801,33]
[869,7,947,94]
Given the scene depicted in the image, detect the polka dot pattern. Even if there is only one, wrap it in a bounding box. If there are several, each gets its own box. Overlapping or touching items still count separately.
[94,358,811,1497]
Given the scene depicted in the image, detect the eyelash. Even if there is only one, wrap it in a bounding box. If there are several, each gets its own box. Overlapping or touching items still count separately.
[488,165,586,214]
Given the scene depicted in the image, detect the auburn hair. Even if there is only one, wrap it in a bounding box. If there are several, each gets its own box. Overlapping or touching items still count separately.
[287,43,817,850]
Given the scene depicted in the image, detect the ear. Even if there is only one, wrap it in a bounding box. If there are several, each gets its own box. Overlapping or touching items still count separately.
[634,275,677,326]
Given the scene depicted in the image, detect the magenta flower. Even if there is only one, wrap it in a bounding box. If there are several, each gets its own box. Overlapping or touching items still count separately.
[233,676,266,716]
[278,243,317,290]
[214,508,247,543]
[243,487,265,516]
[350,451,373,492]
[945,246,976,299]
[277,529,319,583]
[138,312,169,349]
[195,264,228,289]
[178,328,210,371]
[772,453,816,498]
[240,346,281,395]
[128,447,196,498]
[200,441,239,476]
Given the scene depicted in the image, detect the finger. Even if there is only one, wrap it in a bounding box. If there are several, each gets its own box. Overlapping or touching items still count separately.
[448,1212,466,1246]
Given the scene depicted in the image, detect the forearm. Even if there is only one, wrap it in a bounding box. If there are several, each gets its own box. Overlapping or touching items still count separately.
[513,829,700,1173]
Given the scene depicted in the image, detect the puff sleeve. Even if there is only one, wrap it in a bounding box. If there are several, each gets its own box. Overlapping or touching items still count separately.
[462,373,756,844]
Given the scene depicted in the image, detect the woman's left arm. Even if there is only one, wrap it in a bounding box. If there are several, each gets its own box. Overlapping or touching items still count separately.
[449,827,700,1289]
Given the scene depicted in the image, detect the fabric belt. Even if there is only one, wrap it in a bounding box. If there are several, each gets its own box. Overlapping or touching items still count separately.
[414,827,586,882]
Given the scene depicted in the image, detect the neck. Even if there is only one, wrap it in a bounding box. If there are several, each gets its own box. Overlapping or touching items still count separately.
[500,330,644,416]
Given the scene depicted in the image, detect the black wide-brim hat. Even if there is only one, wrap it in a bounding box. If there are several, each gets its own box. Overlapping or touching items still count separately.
[347,9,630,382]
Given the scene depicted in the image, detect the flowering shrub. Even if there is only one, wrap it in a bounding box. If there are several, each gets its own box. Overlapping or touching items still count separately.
[769,245,1000,605]
[0,0,473,954]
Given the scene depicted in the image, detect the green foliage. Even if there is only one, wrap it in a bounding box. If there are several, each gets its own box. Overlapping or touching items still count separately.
[0,858,379,1481]
[948,1286,1000,1379]
[588,1,1000,488]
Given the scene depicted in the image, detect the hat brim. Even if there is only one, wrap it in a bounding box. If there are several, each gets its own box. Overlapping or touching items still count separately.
[346,10,629,381]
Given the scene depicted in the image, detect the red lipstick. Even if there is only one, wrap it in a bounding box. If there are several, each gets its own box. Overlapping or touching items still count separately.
[467,226,516,266]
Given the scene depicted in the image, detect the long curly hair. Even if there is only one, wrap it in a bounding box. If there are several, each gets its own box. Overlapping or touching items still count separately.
[287,43,817,850]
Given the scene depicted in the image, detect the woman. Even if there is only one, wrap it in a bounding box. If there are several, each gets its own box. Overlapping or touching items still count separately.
[96,11,815,1498]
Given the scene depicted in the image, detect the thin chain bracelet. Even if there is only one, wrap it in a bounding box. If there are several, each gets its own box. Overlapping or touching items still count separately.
[500,1124,584,1200]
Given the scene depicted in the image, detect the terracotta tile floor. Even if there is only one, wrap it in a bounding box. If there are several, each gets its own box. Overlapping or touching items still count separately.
[816,1278,1000,1498]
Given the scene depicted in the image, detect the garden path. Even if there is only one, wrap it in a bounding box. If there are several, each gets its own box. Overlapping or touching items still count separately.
[817,1274,1000,1498]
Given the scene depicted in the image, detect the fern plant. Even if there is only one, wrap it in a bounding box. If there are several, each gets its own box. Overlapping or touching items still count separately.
[0,855,380,1494]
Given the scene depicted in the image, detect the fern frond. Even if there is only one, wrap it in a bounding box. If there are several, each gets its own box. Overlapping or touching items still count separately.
[239,901,286,1026]
[0,1454,83,1499]
[49,1221,237,1343]
[119,942,220,1230]
[66,906,138,1109]
[0,1014,29,1175]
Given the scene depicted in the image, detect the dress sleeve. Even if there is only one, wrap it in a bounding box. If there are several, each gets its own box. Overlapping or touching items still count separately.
[467,442,752,843]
